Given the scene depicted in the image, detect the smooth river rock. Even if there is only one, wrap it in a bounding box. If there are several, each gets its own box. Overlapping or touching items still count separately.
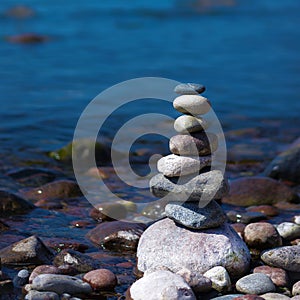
[174,83,206,95]
[25,290,59,300]
[137,218,250,278]
[261,246,300,272]
[83,269,117,291]
[32,274,92,295]
[203,266,231,293]
[174,115,208,133]
[236,273,276,295]
[276,222,300,240]
[157,154,211,177]
[129,270,196,300]
[165,200,227,229]
[253,266,289,287]
[150,170,229,204]
[173,95,211,115]
[222,176,298,206]
[169,132,218,156]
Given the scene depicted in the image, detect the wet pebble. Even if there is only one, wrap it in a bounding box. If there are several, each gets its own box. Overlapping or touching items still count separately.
[261,246,300,272]
[203,266,231,293]
[276,222,300,240]
[83,269,117,290]
[253,266,289,287]
[246,205,279,217]
[13,269,29,287]
[165,200,227,229]
[169,132,218,156]
[236,273,276,294]
[86,221,146,252]
[31,274,92,295]
[53,249,100,273]
[142,202,166,219]
[157,154,211,177]
[0,236,53,266]
[174,115,208,133]
[222,177,298,206]
[90,202,127,222]
[174,83,206,95]
[227,211,266,224]
[25,290,59,300]
[244,222,282,250]
[29,265,61,283]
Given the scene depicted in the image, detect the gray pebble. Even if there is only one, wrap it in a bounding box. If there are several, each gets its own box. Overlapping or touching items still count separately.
[25,290,59,300]
[174,83,206,95]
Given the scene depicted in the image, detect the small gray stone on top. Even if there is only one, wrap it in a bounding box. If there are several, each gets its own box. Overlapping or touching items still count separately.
[165,200,227,229]
[174,83,206,95]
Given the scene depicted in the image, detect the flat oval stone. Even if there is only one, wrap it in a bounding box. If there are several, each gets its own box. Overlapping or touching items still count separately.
[173,95,211,115]
[261,246,300,272]
[174,83,206,95]
[276,222,300,240]
[170,132,218,156]
[25,290,59,300]
[150,170,229,204]
[157,154,211,177]
[165,200,227,229]
[236,273,276,294]
[174,115,208,133]
[32,274,92,295]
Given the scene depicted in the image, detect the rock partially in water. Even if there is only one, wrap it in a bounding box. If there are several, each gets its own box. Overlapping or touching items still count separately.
[227,211,266,224]
[222,177,298,206]
[0,236,54,266]
[244,222,282,250]
[86,221,146,252]
[31,274,92,295]
[169,132,218,156]
[137,218,250,278]
[253,266,289,287]
[53,249,100,274]
[203,266,231,293]
[246,205,279,217]
[264,139,300,184]
[6,33,48,44]
[83,269,117,290]
[13,269,29,287]
[20,180,82,202]
[29,265,61,283]
[5,5,35,19]
[174,115,208,133]
[165,200,227,229]
[142,201,167,219]
[90,202,127,222]
[235,273,276,295]
[157,154,211,177]
[25,290,59,300]
[0,189,35,215]
[261,246,300,272]
[129,270,196,300]
[276,222,300,241]
[150,170,229,204]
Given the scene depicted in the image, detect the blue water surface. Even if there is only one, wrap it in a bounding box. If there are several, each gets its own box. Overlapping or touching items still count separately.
[0,0,299,152]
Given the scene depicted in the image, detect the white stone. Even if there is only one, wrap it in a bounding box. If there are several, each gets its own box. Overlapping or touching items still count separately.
[276,222,300,240]
[174,115,208,133]
[173,95,211,115]
[157,154,211,177]
[130,270,196,300]
[203,266,231,293]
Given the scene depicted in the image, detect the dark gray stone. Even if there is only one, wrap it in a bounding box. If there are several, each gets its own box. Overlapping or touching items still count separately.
[150,170,229,204]
[165,200,227,229]
[174,83,206,95]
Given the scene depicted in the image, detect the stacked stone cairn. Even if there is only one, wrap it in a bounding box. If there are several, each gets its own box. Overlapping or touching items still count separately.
[129,83,251,299]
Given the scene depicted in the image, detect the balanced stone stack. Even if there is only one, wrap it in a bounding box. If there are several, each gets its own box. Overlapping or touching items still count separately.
[135,84,251,295]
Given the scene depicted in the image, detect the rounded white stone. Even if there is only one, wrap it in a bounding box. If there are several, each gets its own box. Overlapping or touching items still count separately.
[173,95,211,115]
[174,115,209,133]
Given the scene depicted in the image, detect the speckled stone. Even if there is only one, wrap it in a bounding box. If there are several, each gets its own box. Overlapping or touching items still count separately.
[169,132,218,156]
[293,281,300,296]
[253,266,289,287]
[157,154,211,177]
[165,200,227,229]
[174,115,208,133]
[174,83,206,95]
[276,222,300,240]
[203,266,231,293]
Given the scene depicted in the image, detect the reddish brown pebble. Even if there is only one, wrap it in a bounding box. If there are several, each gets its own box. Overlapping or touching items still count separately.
[116,262,134,268]
[234,295,264,300]
[29,265,60,283]
[83,269,117,290]
[253,265,289,287]
[70,220,91,228]
[244,222,282,250]
[231,223,246,238]
[7,33,47,44]
[246,205,279,217]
